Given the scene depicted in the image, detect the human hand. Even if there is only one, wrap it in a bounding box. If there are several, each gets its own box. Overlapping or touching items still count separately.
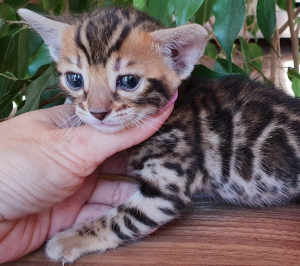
[0,104,173,263]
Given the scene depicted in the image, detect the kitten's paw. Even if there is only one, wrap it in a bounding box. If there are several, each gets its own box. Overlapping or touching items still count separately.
[46,229,92,263]
[46,223,120,262]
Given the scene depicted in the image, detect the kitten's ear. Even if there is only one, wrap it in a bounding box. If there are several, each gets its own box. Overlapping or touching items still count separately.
[18,9,69,62]
[150,24,208,79]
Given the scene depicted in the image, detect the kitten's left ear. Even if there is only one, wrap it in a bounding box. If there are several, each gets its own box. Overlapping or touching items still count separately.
[150,24,208,79]
[18,9,69,62]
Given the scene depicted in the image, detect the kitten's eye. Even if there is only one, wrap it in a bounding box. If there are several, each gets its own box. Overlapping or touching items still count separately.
[65,73,84,90]
[117,75,141,91]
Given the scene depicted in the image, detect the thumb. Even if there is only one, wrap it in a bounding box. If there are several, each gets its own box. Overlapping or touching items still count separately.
[53,104,174,170]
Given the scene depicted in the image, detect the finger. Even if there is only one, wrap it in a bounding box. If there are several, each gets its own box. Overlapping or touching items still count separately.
[55,104,174,167]
[74,203,113,224]
[48,170,98,238]
[11,104,76,129]
[88,179,136,207]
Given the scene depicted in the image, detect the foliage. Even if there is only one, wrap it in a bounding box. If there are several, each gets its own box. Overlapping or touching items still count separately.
[0,0,299,119]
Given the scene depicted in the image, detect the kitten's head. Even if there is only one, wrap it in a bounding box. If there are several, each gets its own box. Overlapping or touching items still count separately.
[18,7,208,133]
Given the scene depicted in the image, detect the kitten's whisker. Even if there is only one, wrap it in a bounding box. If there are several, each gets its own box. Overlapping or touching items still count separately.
[70,117,80,128]
[134,113,165,133]
[139,118,162,133]
[64,116,80,138]
[130,117,140,128]
[142,115,164,124]
[51,114,77,134]
[132,115,145,128]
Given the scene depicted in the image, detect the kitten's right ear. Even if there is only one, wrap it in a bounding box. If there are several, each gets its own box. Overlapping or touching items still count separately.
[150,24,208,79]
[18,9,69,62]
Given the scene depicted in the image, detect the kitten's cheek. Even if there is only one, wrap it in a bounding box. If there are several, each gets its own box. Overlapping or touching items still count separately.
[158,90,178,114]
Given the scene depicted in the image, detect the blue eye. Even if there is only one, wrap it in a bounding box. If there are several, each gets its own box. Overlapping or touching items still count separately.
[65,73,84,90]
[117,75,140,90]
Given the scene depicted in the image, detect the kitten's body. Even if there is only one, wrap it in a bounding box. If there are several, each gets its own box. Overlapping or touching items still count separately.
[130,77,300,207]
[18,7,300,262]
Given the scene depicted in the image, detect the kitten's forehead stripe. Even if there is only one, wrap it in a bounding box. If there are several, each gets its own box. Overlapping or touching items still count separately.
[61,56,73,65]
[127,60,136,67]
[105,25,131,66]
[71,7,162,67]
[76,55,82,69]
[75,24,91,65]
[114,57,121,71]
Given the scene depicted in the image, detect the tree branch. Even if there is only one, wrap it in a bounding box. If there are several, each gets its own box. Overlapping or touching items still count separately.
[65,0,70,16]
[5,20,27,24]
[0,73,17,81]
[279,6,300,35]
[287,0,299,72]
[39,92,65,108]
[270,26,281,83]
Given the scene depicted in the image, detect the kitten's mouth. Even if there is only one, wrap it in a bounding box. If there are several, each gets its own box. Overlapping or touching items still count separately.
[82,91,178,133]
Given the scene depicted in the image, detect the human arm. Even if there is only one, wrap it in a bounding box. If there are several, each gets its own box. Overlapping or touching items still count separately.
[0,104,173,262]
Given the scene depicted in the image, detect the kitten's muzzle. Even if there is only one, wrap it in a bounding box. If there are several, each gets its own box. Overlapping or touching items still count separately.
[90,110,111,121]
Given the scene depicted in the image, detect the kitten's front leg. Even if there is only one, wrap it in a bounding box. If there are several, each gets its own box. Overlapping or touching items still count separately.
[46,182,189,263]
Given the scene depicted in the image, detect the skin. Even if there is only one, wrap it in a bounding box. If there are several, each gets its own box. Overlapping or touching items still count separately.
[0,103,173,263]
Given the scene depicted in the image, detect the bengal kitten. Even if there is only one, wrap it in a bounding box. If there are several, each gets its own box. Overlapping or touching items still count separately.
[18,7,300,263]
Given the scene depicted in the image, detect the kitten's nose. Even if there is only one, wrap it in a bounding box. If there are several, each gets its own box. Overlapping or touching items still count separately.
[90,110,110,121]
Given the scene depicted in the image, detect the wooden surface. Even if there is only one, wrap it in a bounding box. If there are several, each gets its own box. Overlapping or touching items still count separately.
[5,197,300,266]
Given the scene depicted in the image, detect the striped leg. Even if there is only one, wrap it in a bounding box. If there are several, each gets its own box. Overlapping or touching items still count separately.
[46,179,189,263]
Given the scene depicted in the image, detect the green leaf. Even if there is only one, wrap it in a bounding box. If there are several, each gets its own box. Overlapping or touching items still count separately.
[288,67,300,82]
[24,3,46,13]
[292,75,300,98]
[0,3,18,21]
[213,0,246,72]
[0,34,19,75]
[276,0,295,11]
[0,72,15,99]
[45,0,65,15]
[4,0,29,9]
[16,67,58,116]
[214,58,246,75]
[192,64,247,79]
[0,79,26,118]
[246,15,259,40]
[133,0,147,11]
[28,29,43,56]
[239,37,252,75]
[146,0,173,27]
[172,0,204,26]
[257,0,276,43]
[205,42,218,59]
[29,43,52,76]
[0,23,20,38]
[39,88,65,109]
[248,43,263,71]
[69,0,93,14]
[195,0,215,25]
[0,101,13,119]
[13,93,23,105]
[18,28,31,79]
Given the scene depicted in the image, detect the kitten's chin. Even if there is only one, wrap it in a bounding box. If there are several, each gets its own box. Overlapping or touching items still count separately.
[90,123,129,133]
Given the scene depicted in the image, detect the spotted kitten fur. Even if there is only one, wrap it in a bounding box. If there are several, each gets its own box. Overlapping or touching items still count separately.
[19,6,300,263]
